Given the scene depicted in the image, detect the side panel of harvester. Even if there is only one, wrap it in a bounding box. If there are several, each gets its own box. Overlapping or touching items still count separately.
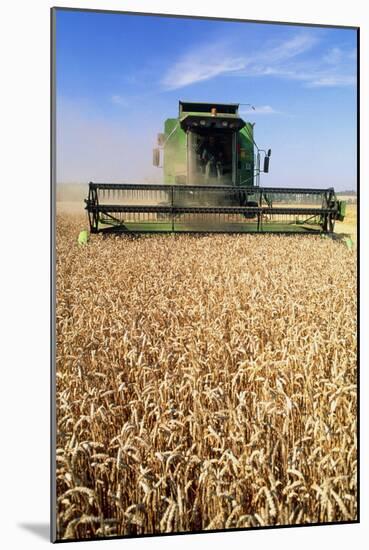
[163,119,187,184]
[238,124,255,187]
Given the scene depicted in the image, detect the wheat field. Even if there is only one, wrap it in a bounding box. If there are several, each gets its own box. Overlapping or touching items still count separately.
[55,213,357,540]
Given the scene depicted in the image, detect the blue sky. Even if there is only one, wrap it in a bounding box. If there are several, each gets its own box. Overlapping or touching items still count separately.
[56,9,357,189]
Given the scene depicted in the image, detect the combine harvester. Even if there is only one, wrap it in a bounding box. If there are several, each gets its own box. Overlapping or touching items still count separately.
[85,101,345,234]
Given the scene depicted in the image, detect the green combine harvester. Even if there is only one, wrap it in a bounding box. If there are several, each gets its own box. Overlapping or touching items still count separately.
[85,101,346,234]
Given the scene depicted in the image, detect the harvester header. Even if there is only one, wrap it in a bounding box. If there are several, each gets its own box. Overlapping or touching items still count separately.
[85,100,345,234]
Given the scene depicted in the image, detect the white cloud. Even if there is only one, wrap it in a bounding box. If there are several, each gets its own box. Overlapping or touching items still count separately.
[240,105,280,115]
[160,32,356,91]
[111,94,128,106]
[323,47,344,64]
[307,75,357,88]
[161,44,246,90]
[262,33,318,63]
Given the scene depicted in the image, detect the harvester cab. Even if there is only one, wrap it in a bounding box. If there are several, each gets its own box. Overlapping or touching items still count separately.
[153,101,263,188]
[85,100,345,234]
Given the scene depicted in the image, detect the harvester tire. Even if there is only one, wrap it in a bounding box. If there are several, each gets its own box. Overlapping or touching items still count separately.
[243,201,258,219]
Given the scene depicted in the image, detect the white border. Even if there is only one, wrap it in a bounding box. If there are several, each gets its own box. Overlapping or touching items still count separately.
[1,1,366,548]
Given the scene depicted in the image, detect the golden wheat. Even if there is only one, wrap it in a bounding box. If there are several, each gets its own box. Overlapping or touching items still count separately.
[55,213,357,540]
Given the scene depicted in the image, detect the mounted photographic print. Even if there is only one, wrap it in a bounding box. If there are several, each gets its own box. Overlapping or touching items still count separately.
[51,6,358,542]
